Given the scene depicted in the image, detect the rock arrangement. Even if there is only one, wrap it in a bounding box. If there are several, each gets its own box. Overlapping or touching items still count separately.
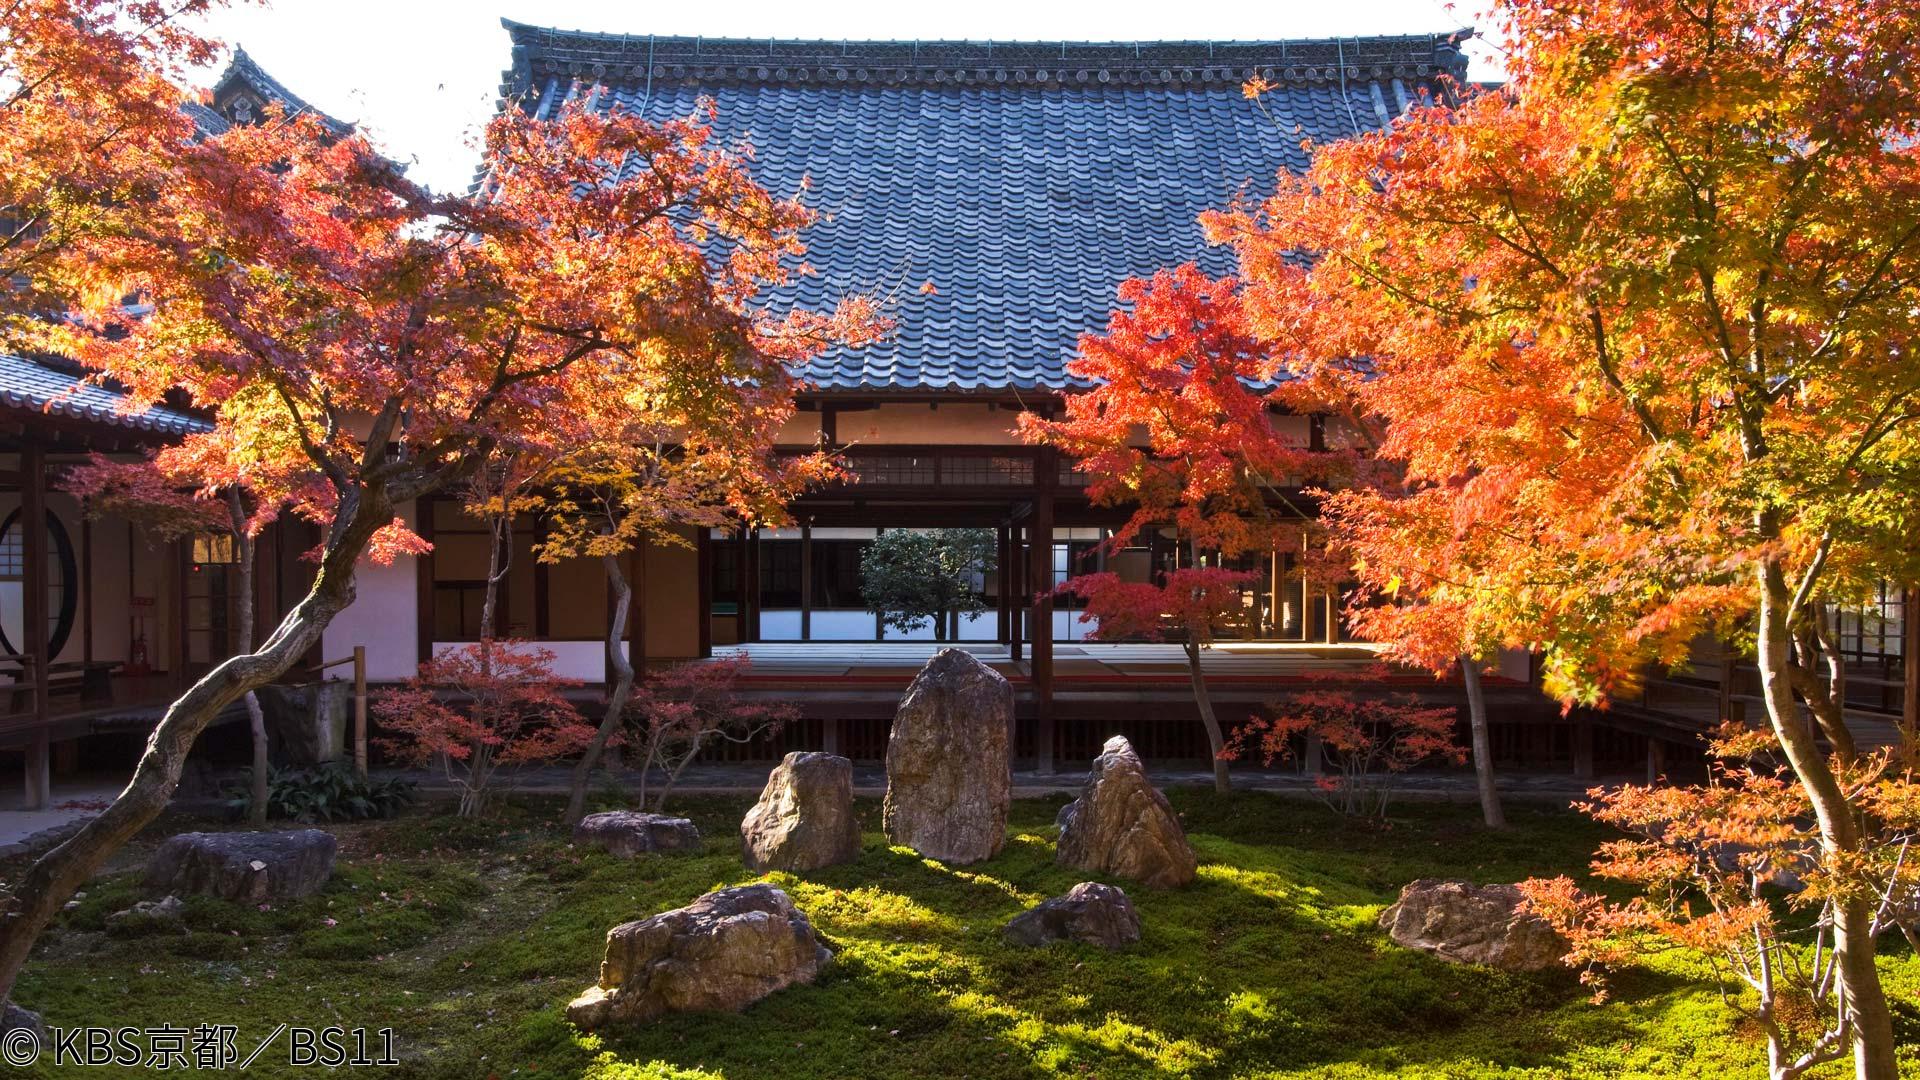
[1003,882,1141,949]
[1055,735,1197,889]
[567,883,832,1030]
[1378,879,1568,972]
[882,648,1012,864]
[145,830,336,902]
[573,811,703,858]
[741,752,863,872]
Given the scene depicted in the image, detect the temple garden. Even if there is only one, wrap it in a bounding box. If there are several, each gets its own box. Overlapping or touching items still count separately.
[8,652,1917,1078]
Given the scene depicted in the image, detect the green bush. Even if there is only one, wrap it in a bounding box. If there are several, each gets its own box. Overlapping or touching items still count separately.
[224,761,415,823]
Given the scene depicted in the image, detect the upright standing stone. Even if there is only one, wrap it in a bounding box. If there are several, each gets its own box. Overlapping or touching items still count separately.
[882,648,1012,864]
[1056,735,1197,889]
[741,751,863,872]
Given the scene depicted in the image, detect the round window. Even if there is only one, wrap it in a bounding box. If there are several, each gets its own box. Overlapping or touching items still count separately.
[0,508,79,661]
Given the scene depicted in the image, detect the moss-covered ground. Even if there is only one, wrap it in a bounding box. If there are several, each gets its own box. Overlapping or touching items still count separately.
[11,791,1919,1078]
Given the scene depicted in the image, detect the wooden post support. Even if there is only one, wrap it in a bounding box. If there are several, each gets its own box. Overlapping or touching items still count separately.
[1030,490,1055,775]
[1646,737,1666,786]
[822,716,841,757]
[1302,730,1322,776]
[799,523,813,642]
[352,645,368,781]
[1903,586,1919,755]
[1008,523,1024,663]
[1572,716,1595,780]
[23,438,50,810]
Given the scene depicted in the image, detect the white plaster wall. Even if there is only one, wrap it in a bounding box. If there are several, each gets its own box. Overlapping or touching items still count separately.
[322,500,419,682]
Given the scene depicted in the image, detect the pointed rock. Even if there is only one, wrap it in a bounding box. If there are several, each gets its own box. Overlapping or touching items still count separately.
[1055,736,1197,888]
[741,751,863,872]
[882,648,1012,864]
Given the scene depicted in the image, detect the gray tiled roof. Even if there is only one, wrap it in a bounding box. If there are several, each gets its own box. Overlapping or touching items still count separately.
[209,48,354,136]
[0,355,211,437]
[498,22,1469,394]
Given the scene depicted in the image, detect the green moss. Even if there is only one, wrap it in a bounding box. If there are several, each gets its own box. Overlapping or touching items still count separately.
[12,792,1916,1079]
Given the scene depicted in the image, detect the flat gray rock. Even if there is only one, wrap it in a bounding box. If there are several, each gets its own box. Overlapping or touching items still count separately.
[882,649,1012,864]
[1003,881,1141,949]
[741,752,862,872]
[567,883,831,1030]
[574,811,703,858]
[145,830,336,902]
[1379,879,1567,972]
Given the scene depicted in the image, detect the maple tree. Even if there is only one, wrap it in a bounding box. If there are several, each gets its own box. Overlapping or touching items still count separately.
[536,364,838,824]
[1,0,223,346]
[1022,265,1339,793]
[375,643,594,818]
[0,28,879,1006]
[1225,682,1463,818]
[1520,726,1920,1080]
[1211,0,1920,1072]
[621,657,796,812]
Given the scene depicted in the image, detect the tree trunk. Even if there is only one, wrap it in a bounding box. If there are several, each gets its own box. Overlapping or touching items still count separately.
[1459,657,1506,829]
[1755,557,1897,1080]
[0,484,396,1005]
[1185,639,1230,793]
[565,553,635,825]
[226,495,271,828]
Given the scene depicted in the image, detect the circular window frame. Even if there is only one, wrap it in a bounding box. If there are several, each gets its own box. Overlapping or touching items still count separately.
[0,508,80,661]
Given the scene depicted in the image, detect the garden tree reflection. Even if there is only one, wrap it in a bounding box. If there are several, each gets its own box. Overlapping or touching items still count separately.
[860,528,995,641]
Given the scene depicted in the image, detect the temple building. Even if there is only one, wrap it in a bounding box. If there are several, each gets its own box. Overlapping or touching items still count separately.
[5,25,1909,805]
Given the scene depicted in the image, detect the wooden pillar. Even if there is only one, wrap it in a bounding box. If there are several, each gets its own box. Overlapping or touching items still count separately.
[1572,715,1595,780]
[22,439,50,810]
[1008,522,1024,663]
[799,523,813,642]
[1322,586,1339,645]
[627,546,645,675]
[742,527,761,643]
[1030,487,1055,774]
[1645,736,1665,786]
[1302,730,1322,776]
[995,525,1010,644]
[696,528,713,658]
[1903,586,1918,754]
[81,509,94,666]
[415,497,436,669]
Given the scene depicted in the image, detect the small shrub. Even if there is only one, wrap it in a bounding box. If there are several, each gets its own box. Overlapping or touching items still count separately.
[1227,688,1463,818]
[377,642,596,817]
[624,658,795,811]
[224,762,416,823]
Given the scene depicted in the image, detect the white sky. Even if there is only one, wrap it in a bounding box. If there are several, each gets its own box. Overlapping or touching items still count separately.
[186,0,1507,195]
